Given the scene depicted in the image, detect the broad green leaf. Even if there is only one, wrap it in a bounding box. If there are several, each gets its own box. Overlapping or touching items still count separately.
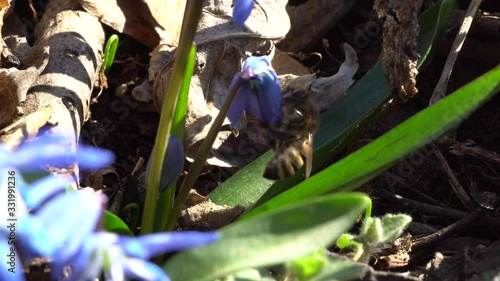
[216,268,274,281]
[103,210,133,236]
[245,64,500,219]
[209,0,456,208]
[164,193,369,281]
[310,254,368,281]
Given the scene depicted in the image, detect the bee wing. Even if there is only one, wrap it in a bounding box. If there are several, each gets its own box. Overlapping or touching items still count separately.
[304,117,315,179]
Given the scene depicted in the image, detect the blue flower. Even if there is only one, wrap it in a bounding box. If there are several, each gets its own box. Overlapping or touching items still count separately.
[0,135,113,281]
[0,136,218,281]
[56,231,219,281]
[147,134,185,192]
[232,0,254,26]
[228,55,283,129]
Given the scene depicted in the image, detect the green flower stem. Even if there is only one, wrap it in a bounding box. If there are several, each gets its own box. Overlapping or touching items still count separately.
[154,45,197,232]
[364,196,372,219]
[164,77,244,231]
[140,0,204,235]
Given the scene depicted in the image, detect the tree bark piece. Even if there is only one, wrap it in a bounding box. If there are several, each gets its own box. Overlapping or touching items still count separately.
[22,0,104,149]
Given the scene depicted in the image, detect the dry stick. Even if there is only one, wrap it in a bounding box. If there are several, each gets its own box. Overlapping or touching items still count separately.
[412,208,488,250]
[450,142,500,165]
[378,189,500,229]
[432,145,476,210]
[429,0,483,105]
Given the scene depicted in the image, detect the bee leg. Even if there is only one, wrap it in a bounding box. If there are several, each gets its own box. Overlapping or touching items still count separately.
[304,135,314,179]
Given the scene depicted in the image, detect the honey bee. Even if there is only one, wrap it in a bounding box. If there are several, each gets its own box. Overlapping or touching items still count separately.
[263,90,319,180]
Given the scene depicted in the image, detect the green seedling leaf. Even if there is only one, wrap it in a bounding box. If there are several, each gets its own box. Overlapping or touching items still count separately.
[103,210,133,236]
[164,193,369,281]
[209,0,456,208]
[361,217,383,245]
[379,214,412,243]
[102,34,119,74]
[310,254,368,281]
[288,249,328,281]
[336,234,364,262]
[245,64,500,218]
[336,234,357,249]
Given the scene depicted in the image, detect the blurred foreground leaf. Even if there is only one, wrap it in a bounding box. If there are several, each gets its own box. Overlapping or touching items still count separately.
[164,193,369,281]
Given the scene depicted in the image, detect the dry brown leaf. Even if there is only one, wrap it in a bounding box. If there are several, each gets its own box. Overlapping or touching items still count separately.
[0,106,54,150]
[281,43,359,112]
[0,0,13,65]
[79,0,185,48]
[278,0,358,52]
[374,0,420,100]
[271,48,310,76]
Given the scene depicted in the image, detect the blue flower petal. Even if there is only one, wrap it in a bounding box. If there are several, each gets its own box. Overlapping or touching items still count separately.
[120,231,219,259]
[0,136,114,172]
[18,191,103,260]
[243,56,271,73]
[160,135,184,192]
[51,234,103,281]
[228,82,251,126]
[20,176,70,210]
[146,135,185,192]
[255,72,283,128]
[74,146,115,170]
[0,238,24,281]
[232,0,254,26]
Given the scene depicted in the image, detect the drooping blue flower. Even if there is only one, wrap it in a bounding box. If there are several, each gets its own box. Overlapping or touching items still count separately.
[228,55,283,129]
[232,0,254,26]
[146,134,185,192]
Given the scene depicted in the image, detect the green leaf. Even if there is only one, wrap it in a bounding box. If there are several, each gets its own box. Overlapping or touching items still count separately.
[336,234,357,249]
[288,249,328,281]
[141,0,205,235]
[216,268,274,281]
[164,193,369,281]
[103,210,133,236]
[361,217,383,245]
[379,214,412,243]
[245,64,500,219]
[208,0,457,208]
[102,34,119,74]
[155,44,197,232]
[310,255,368,281]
